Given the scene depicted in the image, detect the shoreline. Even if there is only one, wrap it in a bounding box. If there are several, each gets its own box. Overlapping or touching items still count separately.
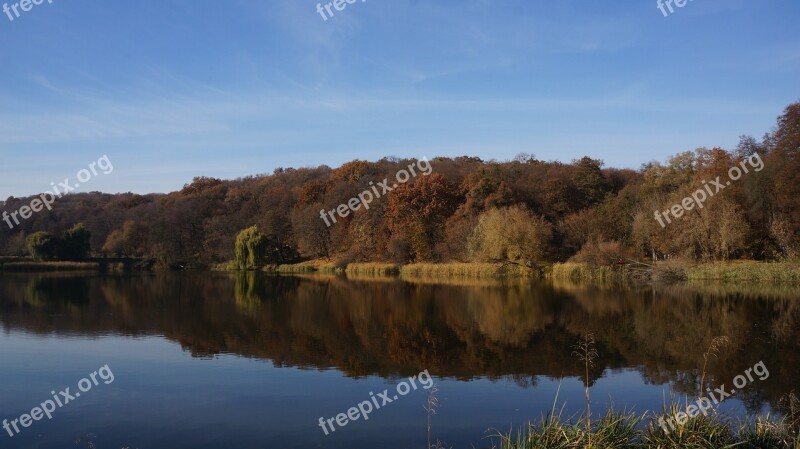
[0,257,152,273]
[220,260,800,284]
[5,259,800,284]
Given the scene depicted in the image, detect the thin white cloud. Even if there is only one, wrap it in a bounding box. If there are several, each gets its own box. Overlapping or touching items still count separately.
[0,79,779,146]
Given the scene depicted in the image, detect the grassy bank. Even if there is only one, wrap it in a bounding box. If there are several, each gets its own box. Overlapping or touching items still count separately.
[551,261,800,284]
[345,263,400,276]
[687,261,800,282]
[213,261,345,273]
[495,409,799,449]
[217,261,537,278]
[0,261,101,272]
[214,260,800,284]
[401,262,535,279]
[271,263,317,273]
[549,262,630,283]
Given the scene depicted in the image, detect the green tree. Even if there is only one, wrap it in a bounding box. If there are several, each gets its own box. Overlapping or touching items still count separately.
[59,224,92,260]
[235,226,270,269]
[26,232,56,261]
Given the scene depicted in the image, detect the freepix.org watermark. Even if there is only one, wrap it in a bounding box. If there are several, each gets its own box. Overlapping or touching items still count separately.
[2,155,114,230]
[319,158,432,228]
[656,0,697,17]
[654,153,764,228]
[657,360,769,433]
[3,364,115,439]
[3,0,55,23]
[318,369,435,436]
[316,0,367,22]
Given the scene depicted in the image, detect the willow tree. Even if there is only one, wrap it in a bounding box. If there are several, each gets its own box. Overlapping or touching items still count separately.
[26,232,56,261]
[234,226,269,270]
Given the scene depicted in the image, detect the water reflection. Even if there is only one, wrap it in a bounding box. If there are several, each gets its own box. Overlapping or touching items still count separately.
[0,272,797,416]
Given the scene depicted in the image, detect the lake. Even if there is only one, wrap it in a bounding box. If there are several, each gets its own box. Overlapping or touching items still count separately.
[0,272,797,449]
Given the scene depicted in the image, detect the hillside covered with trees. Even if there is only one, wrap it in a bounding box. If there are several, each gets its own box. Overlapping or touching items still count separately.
[1,101,798,269]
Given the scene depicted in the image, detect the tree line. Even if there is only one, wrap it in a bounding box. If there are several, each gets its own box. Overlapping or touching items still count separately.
[1,101,798,268]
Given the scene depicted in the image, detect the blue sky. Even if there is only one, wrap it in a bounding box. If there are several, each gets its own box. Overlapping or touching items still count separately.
[0,0,798,197]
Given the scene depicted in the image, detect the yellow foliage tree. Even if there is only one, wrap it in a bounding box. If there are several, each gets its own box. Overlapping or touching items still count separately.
[468,205,552,271]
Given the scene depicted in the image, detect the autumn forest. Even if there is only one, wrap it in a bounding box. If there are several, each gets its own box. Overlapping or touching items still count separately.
[2,102,798,270]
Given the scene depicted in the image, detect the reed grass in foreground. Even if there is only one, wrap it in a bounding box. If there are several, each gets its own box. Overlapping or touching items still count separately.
[494,409,799,449]
[492,333,799,449]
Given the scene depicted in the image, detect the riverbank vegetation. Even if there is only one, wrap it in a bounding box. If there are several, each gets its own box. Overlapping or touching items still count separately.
[0,261,100,271]
[490,331,800,449]
[687,261,800,282]
[493,407,800,449]
[490,333,800,449]
[2,102,799,278]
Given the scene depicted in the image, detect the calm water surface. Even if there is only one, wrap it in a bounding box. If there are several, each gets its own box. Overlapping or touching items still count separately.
[0,272,798,448]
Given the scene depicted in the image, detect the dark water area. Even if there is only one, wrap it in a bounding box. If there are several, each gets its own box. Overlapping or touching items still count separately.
[0,272,798,449]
